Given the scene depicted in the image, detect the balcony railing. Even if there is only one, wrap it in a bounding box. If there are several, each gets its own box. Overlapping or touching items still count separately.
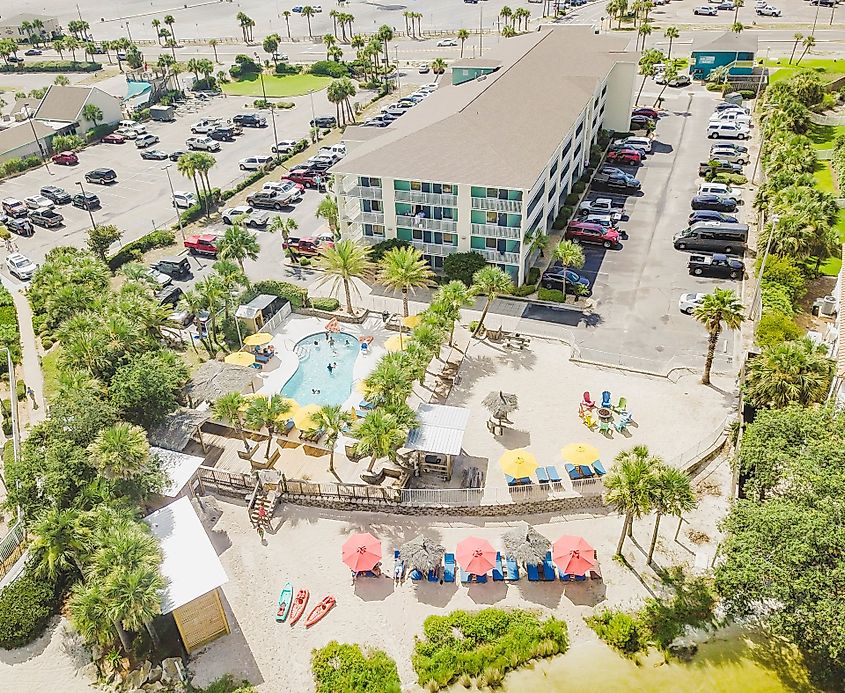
[352,211,385,225]
[411,241,459,258]
[470,196,523,213]
[394,189,458,207]
[344,185,383,200]
[396,215,458,233]
[470,223,521,240]
[478,248,521,265]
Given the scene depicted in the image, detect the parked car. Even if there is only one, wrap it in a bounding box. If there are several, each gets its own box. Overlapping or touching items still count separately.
[145,267,172,288]
[239,155,273,171]
[209,127,236,142]
[186,136,220,152]
[655,74,692,87]
[629,114,655,130]
[678,292,706,314]
[418,63,430,73]
[152,257,191,279]
[72,192,101,210]
[140,149,169,160]
[135,134,159,148]
[540,267,592,294]
[698,182,739,201]
[283,171,325,190]
[262,180,304,201]
[282,236,334,256]
[707,122,750,139]
[310,116,337,128]
[699,160,743,176]
[694,5,718,14]
[169,150,188,161]
[29,208,64,228]
[52,151,78,165]
[709,147,749,165]
[223,205,263,226]
[190,118,222,134]
[5,217,34,236]
[272,140,298,154]
[709,141,748,154]
[85,168,117,184]
[6,253,37,280]
[172,191,197,209]
[245,190,294,210]
[578,198,624,222]
[1,198,28,217]
[565,221,620,248]
[756,4,782,15]
[24,195,54,210]
[606,148,642,165]
[612,136,652,154]
[184,233,220,257]
[593,168,641,192]
[632,107,659,120]
[101,133,127,144]
[688,253,744,279]
[232,113,267,128]
[688,210,738,224]
[24,49,42,56]
[690,194,737,212]
[437,38,458,47]
[40,186,72,205]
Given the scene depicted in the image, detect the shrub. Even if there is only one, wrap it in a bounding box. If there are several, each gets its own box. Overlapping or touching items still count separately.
[369,238,410,262]
[709,173,748,186]
[586,610,647,658]
[573,180,587,194]
[538,288,566,302]
[526,266,540,285]
[0,568,60,649]
[552,206,574,230]
[564,192,580,206]
[756,310,803,347]
[443,251,487,287]
[229,55,260,78]
[51,134,84,153]
[241,280,308,309]
[191,77,218,92]
[512,284,537,297]
[312,641,400,693]
[761,282,795,316]
[274,62,302,75]
[85,122,118,143]
[1,155,42,179]
[597,129,611,148]
[0,61,101,73]
[309,297,339,311]
[107,229,176,271]
[738,89,756,100]
[253,99,294,109]
[310,60,349,78]
[760,255,806,304]
[298,257,311,267]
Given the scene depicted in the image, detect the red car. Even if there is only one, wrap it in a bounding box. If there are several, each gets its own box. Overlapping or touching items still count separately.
[52,151,78,165]
[565,221,620,248]
[632,107,659,120]
[282,171,325,190]
[102,133,126,144]
[606,148,642,165]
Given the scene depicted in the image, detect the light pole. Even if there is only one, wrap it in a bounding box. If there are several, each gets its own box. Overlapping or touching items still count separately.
[257,69,281,163]
[162,164,185,240]
[22,105,51,175]
[750,212,778,320]
[75,180,98,231]
[308,89,318,143]
[125,22,133,43]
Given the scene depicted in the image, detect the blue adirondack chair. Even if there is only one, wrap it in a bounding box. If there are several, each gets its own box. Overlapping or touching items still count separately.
[506,556,520,581]
[542,551,556,581]
[527,563,540,581]
[443,553,456,583]
[601,390,612,408]
[492,552,504,581]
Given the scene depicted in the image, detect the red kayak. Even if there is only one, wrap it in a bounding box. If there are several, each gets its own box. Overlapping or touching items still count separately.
[305,595,336,628]
[288,589,310,626]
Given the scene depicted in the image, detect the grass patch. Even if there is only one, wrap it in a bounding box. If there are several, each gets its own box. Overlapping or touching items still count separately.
[413,608,570,691]
[814,160,836,194]
[222,73,333,97]
[312,641,400,693]
[766,58,845,85]
[819,209,845,276]
[807,122,845,150]
[40,346,62,402]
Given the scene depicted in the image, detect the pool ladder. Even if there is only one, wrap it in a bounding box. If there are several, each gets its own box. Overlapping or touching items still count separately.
[293,344,309,361]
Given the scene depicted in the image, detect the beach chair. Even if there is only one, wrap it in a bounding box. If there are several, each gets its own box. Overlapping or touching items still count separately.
[592,460,607,476]
[582,413,597,430]
[599,419,611,436]
[506,556,520,581]
[542,551,556,581]
[460,568,471,583]
[578,465,595,478]
[601,390,612,408]
[505,475,517,487]
[393,549,404,581]
[493,553,504,581]
[254,352,270,365]
[546,466,562,485]
[558,568,571,582]
[581,391,596,410]
[574,574,587,582]
[526,563,540,581]
[476,573,488,583]
[444,553,456,583]
[427,568,438,582]
[613,396,627,413]
[565,463,584,481]
[614,417,628,434]
[410,568,423,581]
[536,467,549,484]
[359,399,375,410]
[354,408,369,419]
[280,419,295,435]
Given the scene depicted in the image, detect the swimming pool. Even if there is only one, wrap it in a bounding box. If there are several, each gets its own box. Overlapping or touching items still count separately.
[281,332,359,406]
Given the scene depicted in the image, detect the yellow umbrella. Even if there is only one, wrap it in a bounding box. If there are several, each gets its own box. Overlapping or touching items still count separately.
[385,334,406,352]
[402,314,422,329]
[224,351,256,367]
[499,449,539,478]
[276,398,299,422]
[238,392,265,412]
[244,332,272,346]
[561,443,600,466]
[293,403,322,430]
[354,380,369,395]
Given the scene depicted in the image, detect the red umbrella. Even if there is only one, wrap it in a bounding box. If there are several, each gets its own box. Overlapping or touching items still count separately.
[325,318,341,333]
[552,535,596,576]
[342,532,382,572]
[456,536,497,575]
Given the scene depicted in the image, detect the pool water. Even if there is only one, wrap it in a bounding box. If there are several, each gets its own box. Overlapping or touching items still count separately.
[282,332,360,407]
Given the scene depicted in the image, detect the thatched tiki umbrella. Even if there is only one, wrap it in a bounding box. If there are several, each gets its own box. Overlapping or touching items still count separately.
[482,391,518,423]
[503,522,550,567]
[400,535,445,575]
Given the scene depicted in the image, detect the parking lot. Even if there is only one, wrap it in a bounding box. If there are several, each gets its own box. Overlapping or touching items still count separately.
[520,83,753,373]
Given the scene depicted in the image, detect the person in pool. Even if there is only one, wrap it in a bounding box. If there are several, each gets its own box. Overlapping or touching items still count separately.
[327,363,334,373]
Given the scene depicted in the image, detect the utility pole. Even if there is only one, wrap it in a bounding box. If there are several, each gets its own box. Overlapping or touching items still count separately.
[22,105,51,175]
[162,164,185,240]
[479,5,484,56]
[257,70,280,162]
[75,180,98,231]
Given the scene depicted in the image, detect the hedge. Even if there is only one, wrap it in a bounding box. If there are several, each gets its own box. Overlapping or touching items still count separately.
[1,155,42,179]
[538,287,566,302]
[253,99,295,109]
[312,641,400,693]
[275,62,302,75]
[0,61,101,73]
[310,60,349,78]
[241,280,308,309]
[0,568,60,649]
[512,284,537,297]
[107,229,176,271]
[0,286,21,364]
[309,297,340,311]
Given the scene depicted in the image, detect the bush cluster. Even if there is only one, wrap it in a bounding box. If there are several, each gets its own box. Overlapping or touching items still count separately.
[0,286,21,364]
[537,287,566,302]
[443,251,487,287]
[1,155,42,179]
[309,297,340,311]
[274,62,302,75]
[107,229,175,271]
[310,60,349,78]
[252,99,294,109]
[551,205,574,230]
[241,280,308,309]
[0,61,101,73]
[0,568,60,649]
[312,641,400,693]
[229,55,260,78]
[511,284,537,297]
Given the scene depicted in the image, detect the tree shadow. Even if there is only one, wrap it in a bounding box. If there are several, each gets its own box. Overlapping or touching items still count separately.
[353,575,395,601]
[564,578,607,607]
[467,580,509,604]
[414,579,459,608]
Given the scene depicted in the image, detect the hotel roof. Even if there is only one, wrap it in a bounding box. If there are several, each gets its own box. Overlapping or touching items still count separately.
[333,26,634,190]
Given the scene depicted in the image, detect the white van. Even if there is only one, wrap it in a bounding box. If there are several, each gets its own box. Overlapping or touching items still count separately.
[707,122,750,140]
[698,182,739,200]
[613,136,653,154]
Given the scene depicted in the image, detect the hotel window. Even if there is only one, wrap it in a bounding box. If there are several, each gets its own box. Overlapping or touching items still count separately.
[360,177,381,188]
[364,224,385,237]
[362,199,382,213]
[550,159,558,178]
[561,140,572,158]
[601,83,607,96]
[576,121,584,136]
[410,180,422,191]
[442,233,457,246]
[526,186,545,217]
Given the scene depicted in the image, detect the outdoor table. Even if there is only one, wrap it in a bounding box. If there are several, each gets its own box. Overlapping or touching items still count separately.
[597,407,613,421]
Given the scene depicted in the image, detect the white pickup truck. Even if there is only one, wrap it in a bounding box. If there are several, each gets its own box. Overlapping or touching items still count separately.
[186,136,220,152]
[577,198,624,223]
[190,118,222,134]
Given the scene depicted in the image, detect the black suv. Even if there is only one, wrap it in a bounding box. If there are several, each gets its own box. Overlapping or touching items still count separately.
[5,217,34,236]
[29,208,64,228]
[245,190,290,210]
[690,194,737,213]
[152,257,191,278]
[209,127,236,142]
[232,113,266,128]
[40,186,72,205]
[72,192,101,210]
[85,168,117,184]
[310,116,337,128]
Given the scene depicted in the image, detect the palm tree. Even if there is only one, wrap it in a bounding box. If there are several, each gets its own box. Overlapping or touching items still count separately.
[457,28,470,57]
[732,0,744,23]
[194,276,227,347]
[315,195,339,236]
[323,33,337,60]
[693,288,744,386]
[731,21,744,34]
[471,266,513,336]
[432,280,475,345]
[788,32,803,64]
[282,10,292,38]
[552,240,585,301]
[330,9,340,38]
[354,409,407,473]
[604,445,659,556]
[81,103,102,127]
[176,151,203,210]
[244,394,292,458]
[102,564,165,653]
[213,392,249,450]
[664,26,679,59]
[88,423,150,481]
[302,6,316,38]
[501,26,517,39]
[647,466,695,564]
[164,14,177,43]
[378,246,434,317]
[411,322,445,363]
[363,352,415,407]
[316,239,374,314]
[431,57,447,80]
[69,581,116,647]
[744,339,833,409]
[637,20,653,50]
[29,507,87,579]
[209,38,220,63]
[218,225,259,274]
[312,405,353,474]
[212,258,247,318]
[499,5,513,29]
[377,24,394,68]
[270,216,299,260]
[52,38,65,59]
[796,35,815,65]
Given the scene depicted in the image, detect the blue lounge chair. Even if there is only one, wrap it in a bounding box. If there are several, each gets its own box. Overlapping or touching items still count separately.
[601,390,612,408]
[410,568,423,581]
[393,549,404,580]
[579,465,595,478]
[547,466,562,484]
[542,551,556,581]
[476,573,488,583]
[506,556,520,581]
[460,568,471,583]
[593,460,607,476]
[493,553,504,581]
[574,574,587,582]
[505,474,517,486]
[558,568,571,582]
[444,553,456,583]
[427,568,438,582]
[359,399,375,410]
[536,467,549,484]
[526,563,540,581]
[280,419,294,434]
[354,408,368,419]
[565,463,584,481]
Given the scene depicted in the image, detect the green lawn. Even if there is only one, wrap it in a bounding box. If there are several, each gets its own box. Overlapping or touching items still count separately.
[807,122,845,150]
[814,160,836,194]
[766,57,845,84]
[819,209,845,276]
[222,73,333,98]
[40,346,61,403]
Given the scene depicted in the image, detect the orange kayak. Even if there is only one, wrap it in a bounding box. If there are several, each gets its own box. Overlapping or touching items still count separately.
[288,589,309,626]
[305,595,336,628]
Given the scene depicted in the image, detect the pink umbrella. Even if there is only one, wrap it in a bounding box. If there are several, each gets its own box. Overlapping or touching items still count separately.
[552,535,596,576]
[342,532,382,572]
[456,536,497,575]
